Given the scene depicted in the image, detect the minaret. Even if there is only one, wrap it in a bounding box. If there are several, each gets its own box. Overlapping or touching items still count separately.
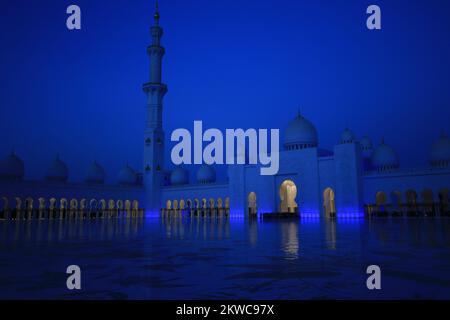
[143,1,167,214]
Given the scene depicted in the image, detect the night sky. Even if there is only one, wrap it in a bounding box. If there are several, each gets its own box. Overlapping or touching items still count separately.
[1,0,449,183]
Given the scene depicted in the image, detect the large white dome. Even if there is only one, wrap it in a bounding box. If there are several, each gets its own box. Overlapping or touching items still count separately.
[360,136,373,151]
[284,113,318,150]
[0,152,24,180]
[371,140,398,171]
[170,166,189,185]
[340,128,355,144]
[118,165,137,185]
[85,161,106,184]
[46,155,68,182]
[196,164,216,184]
[430,132,450,168]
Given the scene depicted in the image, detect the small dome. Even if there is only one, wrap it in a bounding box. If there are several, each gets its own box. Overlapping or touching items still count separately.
[46,155,68,182]
[0,152,24,180]
[196,164,216,184]
[371,139,398,172]
[360,136,373,151]
[284,113,318,150]
[340,128,355,144]
[85,161,106,184]
[118,165,137,185]
[430,132,450,168]
[170,166,189,185]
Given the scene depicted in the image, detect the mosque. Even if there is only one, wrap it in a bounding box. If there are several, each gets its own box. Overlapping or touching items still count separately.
[1,6,449,220]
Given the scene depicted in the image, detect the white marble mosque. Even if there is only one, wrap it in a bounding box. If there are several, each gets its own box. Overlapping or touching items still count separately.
[1,6,450,220]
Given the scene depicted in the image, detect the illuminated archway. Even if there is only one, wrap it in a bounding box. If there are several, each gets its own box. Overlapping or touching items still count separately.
[323,188,336,218]
[405,190,417,206]
[247,192,257,216]
[279,180,298,213]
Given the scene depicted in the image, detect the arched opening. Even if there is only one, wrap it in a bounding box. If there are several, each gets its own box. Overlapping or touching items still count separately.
[405,189,418,216]
[173,199,179,210]
[375,191,387,206]
[186,199,192,210]
[14,197,22,220]
[166,200,172,210]
[60,198,68,219]
[421,189,434,216]
[25,197,33,220]
[179,199,185,211]
[390,191,402,208]
[405,190,417,205]
[70,199,78,218]
[1,197,8,219]
[247,192,257,216]
[279,180,298,213]
[323,188,336,218]
[439,189,449,216]
[224,197,230,216]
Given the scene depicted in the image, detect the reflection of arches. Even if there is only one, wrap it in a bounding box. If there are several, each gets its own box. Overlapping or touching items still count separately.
[323,188,336,218]
[166,200,172,210]
[279,180,298,213]
[247,192,257,216]
[375,191,387,206]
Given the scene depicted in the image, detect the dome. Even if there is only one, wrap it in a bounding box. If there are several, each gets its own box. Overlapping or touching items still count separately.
[46,155,68,182]
[371,140,399,171]
[430,132,450,168]
[0,152,24,180]
[284,113,318,150]
[196,164,216,184]
[85,161,106,184]
[360,136,373,151]
[118,165,137,185]
[340,128,355,144]
[170,166,189,185]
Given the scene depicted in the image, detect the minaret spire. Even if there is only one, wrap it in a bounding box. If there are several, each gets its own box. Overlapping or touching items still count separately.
[154,0,160,25]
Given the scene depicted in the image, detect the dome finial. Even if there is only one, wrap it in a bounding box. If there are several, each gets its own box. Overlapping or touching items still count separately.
[154,0,160,25]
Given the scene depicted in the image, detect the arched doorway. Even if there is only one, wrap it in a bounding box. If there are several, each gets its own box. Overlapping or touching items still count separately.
[247,192,257,216]
[323,188,336,218]
[279,180,298,213]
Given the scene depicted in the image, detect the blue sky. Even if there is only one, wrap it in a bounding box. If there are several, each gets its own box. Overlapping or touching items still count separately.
[1,0,449,182]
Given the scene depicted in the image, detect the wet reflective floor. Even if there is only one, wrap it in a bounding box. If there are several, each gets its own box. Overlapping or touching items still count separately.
[0,217,449,299]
